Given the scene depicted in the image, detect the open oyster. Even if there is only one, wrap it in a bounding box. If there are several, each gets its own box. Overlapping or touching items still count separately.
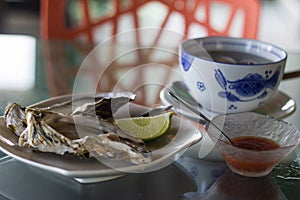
[4,95,152,164]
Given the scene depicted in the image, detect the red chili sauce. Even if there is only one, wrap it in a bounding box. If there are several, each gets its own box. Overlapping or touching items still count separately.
[222,136,280,173]
[232,136,280,151]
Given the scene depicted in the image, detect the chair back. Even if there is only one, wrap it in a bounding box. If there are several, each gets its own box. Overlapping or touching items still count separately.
[40,0,260,104]
[40,0,260,45]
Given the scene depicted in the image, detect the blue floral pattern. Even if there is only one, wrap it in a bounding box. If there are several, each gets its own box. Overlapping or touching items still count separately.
[181,50,194,72]
[197,81,206,92]
[215,66,281,103]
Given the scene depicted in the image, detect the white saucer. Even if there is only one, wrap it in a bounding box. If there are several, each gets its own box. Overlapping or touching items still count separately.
[160,81,296,121]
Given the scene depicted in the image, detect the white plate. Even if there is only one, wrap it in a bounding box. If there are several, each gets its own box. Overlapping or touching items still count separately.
[0,93,202,183]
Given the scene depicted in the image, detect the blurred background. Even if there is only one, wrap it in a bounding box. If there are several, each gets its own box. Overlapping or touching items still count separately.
[0,0,299,51]
[0,0,39,37]
[0,0,299,113]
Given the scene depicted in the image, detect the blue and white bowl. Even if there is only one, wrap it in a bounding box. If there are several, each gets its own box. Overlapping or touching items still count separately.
[179,36,287,114]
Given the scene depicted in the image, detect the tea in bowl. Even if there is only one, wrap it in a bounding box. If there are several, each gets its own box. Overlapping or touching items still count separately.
[206,112,300,177]
[179,36,287,114]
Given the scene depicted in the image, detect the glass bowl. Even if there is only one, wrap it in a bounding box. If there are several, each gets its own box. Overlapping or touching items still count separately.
[206,112,300,177]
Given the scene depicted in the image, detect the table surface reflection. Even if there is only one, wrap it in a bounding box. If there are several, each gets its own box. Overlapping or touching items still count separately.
[0,35,299,200]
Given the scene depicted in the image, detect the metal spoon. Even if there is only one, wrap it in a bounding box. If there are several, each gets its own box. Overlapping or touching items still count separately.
[138,105,173,117]
[168,90,233,145]
[171,81,201,108]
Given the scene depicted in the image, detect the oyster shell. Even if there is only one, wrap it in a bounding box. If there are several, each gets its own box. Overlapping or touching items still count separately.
[4,95,152,164]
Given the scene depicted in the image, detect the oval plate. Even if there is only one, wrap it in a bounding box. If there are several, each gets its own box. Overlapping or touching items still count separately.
[0,93,202,183]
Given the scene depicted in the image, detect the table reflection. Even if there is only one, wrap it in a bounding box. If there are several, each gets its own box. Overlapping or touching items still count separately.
[0,157,196,200]
[202,170,287,200]
[178,157,288,200]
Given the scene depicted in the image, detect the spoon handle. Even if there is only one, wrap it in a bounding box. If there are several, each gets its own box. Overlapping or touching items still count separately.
[168,90,233,145]
[168,90,211,123]
[138,105,173,117]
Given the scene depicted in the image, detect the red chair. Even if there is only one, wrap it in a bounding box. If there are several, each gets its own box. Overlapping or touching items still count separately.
[40,0,260,43]
[40,0,260,105]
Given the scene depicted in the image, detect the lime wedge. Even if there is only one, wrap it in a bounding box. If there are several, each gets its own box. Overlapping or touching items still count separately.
[115,112,173,141]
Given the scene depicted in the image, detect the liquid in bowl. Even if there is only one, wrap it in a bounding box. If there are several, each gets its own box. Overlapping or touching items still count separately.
[221,136,280,175]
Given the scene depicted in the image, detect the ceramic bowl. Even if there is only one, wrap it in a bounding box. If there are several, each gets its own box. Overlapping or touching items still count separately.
[179,36,287,113]
[206,112,300,177]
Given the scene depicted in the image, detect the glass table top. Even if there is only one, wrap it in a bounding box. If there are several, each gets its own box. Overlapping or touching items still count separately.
[0,35,299,199]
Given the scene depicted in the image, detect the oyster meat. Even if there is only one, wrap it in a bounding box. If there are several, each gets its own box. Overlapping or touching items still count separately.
[4,95,152,164]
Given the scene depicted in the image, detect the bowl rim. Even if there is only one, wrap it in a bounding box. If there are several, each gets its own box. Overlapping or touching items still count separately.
[180,36,288,66]
[207,112,300,153]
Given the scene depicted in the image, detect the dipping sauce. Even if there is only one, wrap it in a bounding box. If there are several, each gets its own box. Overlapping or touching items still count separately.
[232,136,280,151]
[221,136,281,175]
